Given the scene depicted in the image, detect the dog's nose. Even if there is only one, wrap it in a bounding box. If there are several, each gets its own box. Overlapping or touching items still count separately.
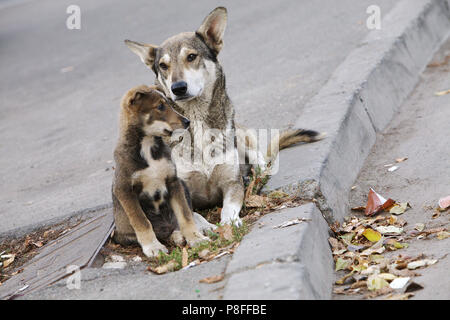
[182,118,190,128]
[171,81,188,96]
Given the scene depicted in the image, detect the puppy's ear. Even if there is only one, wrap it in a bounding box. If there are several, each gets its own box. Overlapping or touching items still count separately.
[124,40,158,71]
[124,85,151,111]
[196,7,227,55]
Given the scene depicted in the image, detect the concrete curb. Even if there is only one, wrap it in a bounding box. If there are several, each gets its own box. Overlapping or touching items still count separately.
[223,204,333,299]
[224,0,450,299]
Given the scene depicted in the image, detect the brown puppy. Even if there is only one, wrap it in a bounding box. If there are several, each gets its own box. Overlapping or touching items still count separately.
[112,85,209,258]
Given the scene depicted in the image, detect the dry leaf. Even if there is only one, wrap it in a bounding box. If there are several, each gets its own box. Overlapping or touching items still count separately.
[33,241,43,248]
[388,215,397,225]
[367,274,390,291]
[438,195,450,209]
[385,239,408,250]
[335,258,351,272]
[435,89,450,96]
[245,195,267,208]
[339,233,355,245]
[216,225,234,241]
[182,247,188,268]
[389,202,410,215]
[328,237,341,250]
[199,274,224,284]
[361,265,380,276]
[362,228,382,242]
[436,231,450,240]
[375,226,403,235]
[414,223,425,232]
[43,230,54,238]
[2,254,15,268]
[407,259,437,270]
[351,280,367,289]
[389,277,410,289]
[432,210,441,219]
[361,245,385,256]
[378,273,397,281]
[148,260,177,274]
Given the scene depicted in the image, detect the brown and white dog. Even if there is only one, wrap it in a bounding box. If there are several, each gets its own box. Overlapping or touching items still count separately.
[124,7,324,227]
[112,85,209,257]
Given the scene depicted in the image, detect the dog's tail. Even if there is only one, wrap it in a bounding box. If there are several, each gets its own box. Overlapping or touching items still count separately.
[265,129,326,164]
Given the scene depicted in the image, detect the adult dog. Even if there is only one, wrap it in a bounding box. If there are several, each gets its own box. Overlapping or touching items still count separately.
[124,7,323,226]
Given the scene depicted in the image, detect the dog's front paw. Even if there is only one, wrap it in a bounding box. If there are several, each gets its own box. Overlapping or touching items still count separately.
[220,205,242,227]
[185,231,210,247]
[193,212,217,235]
[141,240,168,258]
[220,216,243,227]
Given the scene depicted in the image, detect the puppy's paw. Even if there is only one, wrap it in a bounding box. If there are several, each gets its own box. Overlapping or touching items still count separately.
[169,230,185,246]
[185,231,210,248]
[193,212,217,235]
[141,240,168,258]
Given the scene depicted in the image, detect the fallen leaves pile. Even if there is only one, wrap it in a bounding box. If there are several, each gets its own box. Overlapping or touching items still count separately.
[0,224,74,286]
[332,189,449,299]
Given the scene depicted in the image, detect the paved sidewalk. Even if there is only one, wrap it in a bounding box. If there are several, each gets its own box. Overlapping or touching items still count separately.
[335,38,450,299]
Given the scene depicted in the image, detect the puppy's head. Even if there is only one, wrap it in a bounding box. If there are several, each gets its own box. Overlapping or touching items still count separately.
[121,85,190,136]
[124,7,227,102]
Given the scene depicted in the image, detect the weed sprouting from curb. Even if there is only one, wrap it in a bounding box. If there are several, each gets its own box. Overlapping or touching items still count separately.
[150,221,250,272]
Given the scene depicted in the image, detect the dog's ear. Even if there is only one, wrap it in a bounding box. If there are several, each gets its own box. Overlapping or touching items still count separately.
[196,7,227,55]
[124,40,158,71]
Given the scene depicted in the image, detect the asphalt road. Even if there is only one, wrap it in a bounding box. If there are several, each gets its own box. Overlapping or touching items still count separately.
[0,0,397,237]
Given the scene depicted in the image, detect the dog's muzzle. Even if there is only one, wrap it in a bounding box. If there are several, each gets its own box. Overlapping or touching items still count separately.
[171,81,188,97]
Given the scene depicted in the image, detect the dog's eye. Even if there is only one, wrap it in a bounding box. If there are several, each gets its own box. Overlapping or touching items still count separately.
[159,63,168,70]
[157,104,165,111]
[187,54,197,62]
